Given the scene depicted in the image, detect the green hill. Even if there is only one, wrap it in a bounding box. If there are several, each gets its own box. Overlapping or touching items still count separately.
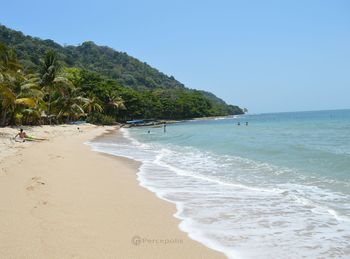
[0,25,184,90]
[0,24,243,125]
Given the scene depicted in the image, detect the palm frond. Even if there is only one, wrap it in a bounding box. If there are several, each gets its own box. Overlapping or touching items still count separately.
[15,98,36,108]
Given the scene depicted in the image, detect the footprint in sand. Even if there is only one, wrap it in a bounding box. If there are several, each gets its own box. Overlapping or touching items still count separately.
[26,176,46,191]
[48,154,63,159]
[26,185,35,191]
[32,201,48,210]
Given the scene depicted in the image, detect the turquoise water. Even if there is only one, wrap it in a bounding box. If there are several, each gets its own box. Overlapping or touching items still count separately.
[90,109,350,258]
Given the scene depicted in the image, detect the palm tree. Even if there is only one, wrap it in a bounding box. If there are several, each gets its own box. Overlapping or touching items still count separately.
[39,50,60,124]
[0,43,26,126]
[54,82,88,122]
[40,50,58,86]
[0,43,22,74]
[0,84,15,126]
[0,80,41,125]
[101,92,125,121]
[105,92,125,111]
[18,75,45,124]
[83,96,103,113]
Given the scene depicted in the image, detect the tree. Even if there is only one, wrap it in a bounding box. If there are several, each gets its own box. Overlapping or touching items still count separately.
[0,43,27,126]
[83,96,103,113]
[39,50,60,124]
[104,91,125,119]
[16,75,45,124]
[0,25,245,126]
[54,82,88,122]
[0,76,43,126]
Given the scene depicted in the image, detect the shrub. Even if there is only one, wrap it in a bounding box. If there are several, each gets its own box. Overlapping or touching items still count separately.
[86,113,115,125]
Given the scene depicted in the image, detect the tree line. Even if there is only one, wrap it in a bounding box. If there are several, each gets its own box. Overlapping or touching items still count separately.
[0,41,243,126]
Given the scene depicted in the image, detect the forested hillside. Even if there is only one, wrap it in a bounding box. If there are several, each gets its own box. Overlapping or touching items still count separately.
[0,24,243,126]
[0,25,184,89]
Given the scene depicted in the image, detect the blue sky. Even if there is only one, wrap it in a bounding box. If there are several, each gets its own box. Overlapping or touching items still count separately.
[1,0,350,113]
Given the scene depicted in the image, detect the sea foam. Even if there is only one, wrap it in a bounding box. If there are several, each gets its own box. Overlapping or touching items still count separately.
[87,111,350,258]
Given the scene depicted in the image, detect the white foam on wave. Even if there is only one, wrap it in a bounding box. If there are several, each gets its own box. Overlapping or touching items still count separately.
[153,150,285,194]
[87,128,350,259]
[328,209,350,223]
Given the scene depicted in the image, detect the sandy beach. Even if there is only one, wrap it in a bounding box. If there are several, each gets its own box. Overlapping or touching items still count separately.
[0,124,224,259]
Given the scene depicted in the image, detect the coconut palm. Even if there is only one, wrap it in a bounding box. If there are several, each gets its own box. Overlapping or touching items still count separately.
[0,82,41,125]
[83,96,103,113]
[39,50,60,124]
[105,92,125,112]
[54,82,89,123]
[0,84,15,126]
[17,75,45,124]
[0,43,28,125]
[0,43,22,75]
[103,92,126,120]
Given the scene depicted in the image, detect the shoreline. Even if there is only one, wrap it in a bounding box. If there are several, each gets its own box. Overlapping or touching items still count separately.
[91,127,236,258]
[0,124,225,258]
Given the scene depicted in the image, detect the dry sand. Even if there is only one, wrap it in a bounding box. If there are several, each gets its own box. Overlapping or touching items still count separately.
[0,124,225,259]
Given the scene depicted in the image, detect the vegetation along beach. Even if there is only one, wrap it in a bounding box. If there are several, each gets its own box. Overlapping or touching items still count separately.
[1,1,350,258]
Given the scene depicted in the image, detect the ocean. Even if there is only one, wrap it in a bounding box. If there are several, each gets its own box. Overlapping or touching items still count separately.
[88,109,350,259]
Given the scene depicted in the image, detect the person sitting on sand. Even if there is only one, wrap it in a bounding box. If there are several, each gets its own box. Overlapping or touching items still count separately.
[14,129,46,142]
[14,128,28,142]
